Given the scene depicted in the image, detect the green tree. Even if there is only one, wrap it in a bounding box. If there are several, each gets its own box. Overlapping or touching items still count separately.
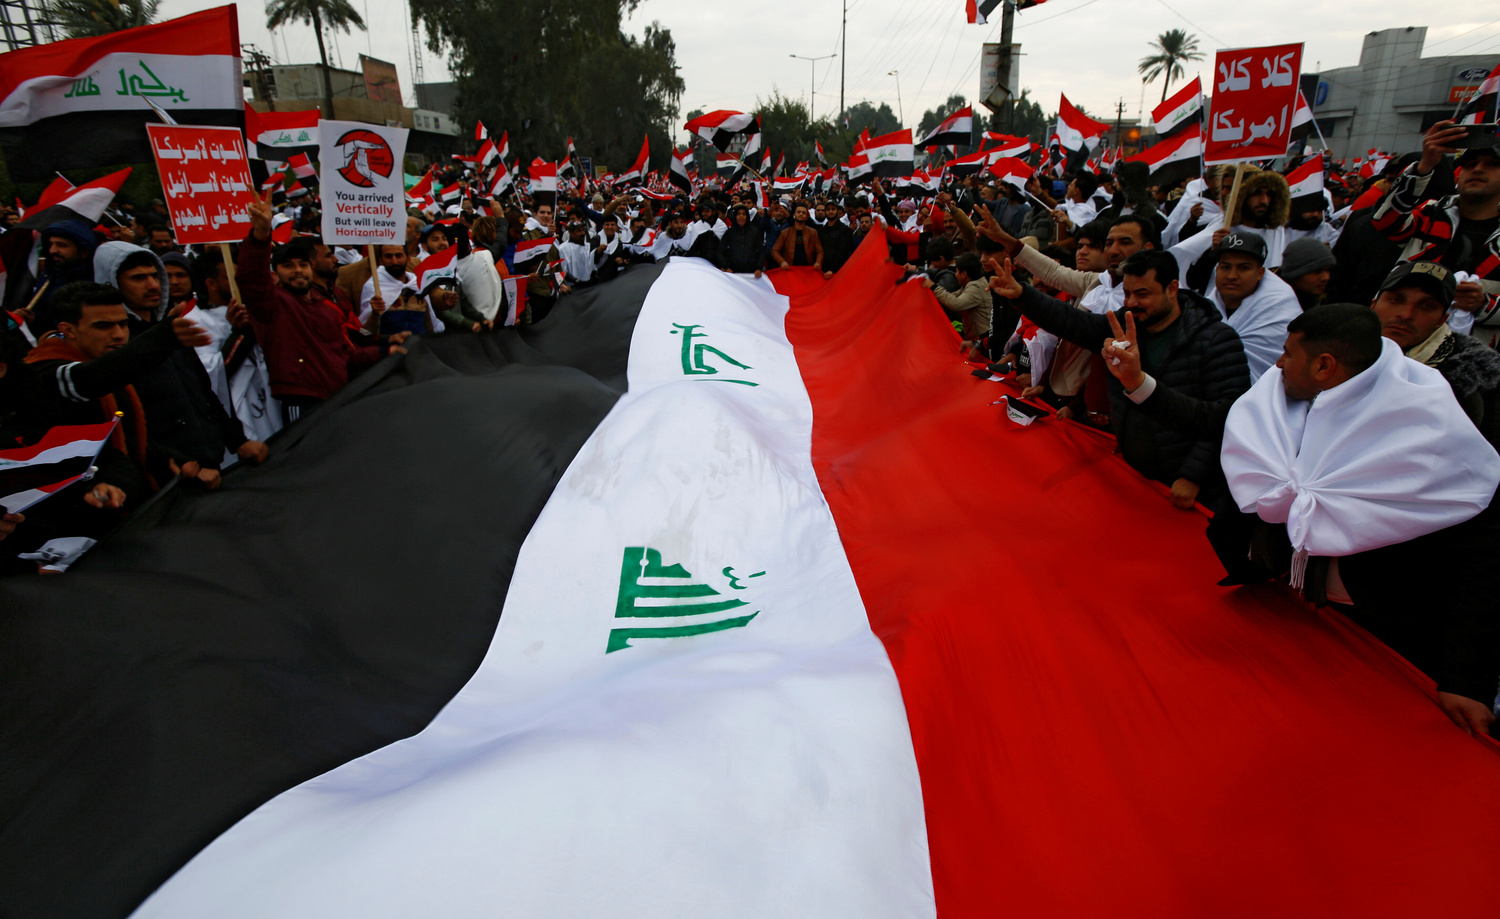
[266,0,367,126]
[44,0,159,39]
[756,92,818,174]
[817,101,900,165]
[1138,29,1203,103]
[410,0,683,174]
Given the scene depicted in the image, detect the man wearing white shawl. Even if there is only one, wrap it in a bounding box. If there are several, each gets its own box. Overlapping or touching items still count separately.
[1221,304,1500,735]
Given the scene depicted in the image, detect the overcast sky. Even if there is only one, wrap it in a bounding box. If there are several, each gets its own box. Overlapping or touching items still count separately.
[162,0,1498,142]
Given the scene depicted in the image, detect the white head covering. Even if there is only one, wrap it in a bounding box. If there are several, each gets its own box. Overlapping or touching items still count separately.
[1221,338,1500,583]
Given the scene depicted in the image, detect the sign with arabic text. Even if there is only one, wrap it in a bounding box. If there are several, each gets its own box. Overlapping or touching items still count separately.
[146,124,255,245]
[320,119,409,246]
[1204,43,1303,165]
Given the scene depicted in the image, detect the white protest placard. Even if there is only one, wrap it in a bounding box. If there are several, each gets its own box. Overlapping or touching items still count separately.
[319,119,409,246]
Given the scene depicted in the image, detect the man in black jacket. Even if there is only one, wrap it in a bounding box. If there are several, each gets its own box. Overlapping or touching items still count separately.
[817,201,855,278]
[716,206,766,277]
[101,243,268,488]
[990,249,1251,509]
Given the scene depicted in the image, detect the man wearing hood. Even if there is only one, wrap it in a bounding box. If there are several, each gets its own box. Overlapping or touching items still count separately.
[24,219,99,331]
[95,241,267,486]
[1177,166,1293,269]
[715,206,766,277]
[1277,238,1336,312]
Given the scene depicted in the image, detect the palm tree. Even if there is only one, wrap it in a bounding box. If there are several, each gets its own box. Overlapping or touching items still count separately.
[266,0,366,123]
[1138,29,1204,103]
[47,0,159,39]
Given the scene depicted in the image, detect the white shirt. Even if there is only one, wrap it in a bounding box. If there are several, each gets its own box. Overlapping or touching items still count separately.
[360,269,446,333]
[1208,271,1303,382]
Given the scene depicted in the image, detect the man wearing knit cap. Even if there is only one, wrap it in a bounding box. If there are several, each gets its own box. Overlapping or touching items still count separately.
[1277,237,1336,311]
[25,219,99,331]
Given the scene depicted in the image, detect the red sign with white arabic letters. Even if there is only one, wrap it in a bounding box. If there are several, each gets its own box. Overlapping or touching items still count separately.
[146,124,256,245]
[1204,43,1304,165]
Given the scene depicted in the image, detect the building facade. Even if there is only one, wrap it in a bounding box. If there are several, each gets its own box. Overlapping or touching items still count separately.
[1309,27,1494,160]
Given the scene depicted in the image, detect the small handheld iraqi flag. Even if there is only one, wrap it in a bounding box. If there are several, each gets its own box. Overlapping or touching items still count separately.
[287,152,319,188]
[996,395,1046,426]
[0,419,117,513]
[684,111,760,152]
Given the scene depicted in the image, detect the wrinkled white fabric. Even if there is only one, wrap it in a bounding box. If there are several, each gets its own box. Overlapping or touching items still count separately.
[1222,338,1500,559]
[1208,270,1303,382]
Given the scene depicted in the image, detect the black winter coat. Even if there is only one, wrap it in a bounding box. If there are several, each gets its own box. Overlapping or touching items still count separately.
[717,223,767,273]
[818,221,856,274]
[1009,284,1251,504]
[127,315,247,478]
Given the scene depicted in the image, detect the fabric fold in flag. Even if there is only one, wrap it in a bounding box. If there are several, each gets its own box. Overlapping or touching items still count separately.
[917,106,972,148]
[1457,61,1499,126]
[684,110,760,153]
[1151,77,1203,138]
[244,104,318,161]
[0,420,116,513]
[0,6,243,181]
[17,167,131,230]
[1125,129,1201,178]
[1055,93,1110,152]
[1284,157,1324,199]
[862,129,915,179]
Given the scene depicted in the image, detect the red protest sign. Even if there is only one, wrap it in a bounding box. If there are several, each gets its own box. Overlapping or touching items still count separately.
[146,124,256,245]
[1205,43,1303,165]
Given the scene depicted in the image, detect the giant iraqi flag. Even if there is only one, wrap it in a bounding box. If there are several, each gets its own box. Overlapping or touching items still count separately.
[3,231,1500,917]
[0,6,242,181]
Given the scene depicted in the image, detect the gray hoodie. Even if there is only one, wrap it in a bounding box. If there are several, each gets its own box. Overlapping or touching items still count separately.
[93,240,169,321]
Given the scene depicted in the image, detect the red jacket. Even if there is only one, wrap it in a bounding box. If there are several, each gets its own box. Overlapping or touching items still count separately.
[236,233,383,401]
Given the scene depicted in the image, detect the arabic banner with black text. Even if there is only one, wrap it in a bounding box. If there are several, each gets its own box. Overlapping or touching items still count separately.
[0,6,241,182]
[1204,43,1304,164]
[319,119,409,246]
[146,124,255,245]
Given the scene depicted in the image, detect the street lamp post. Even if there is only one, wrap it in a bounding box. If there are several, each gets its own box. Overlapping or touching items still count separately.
[790,53,836,123]
[888,70,903,127]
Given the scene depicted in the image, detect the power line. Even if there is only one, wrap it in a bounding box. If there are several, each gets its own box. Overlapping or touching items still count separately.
[1424,17,1500,51]
[1152,0,1225,47]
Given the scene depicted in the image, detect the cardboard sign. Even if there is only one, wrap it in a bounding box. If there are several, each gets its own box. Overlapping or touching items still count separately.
[146,124,255,244]
[1204,43,1303,165]
[319,119,409,246]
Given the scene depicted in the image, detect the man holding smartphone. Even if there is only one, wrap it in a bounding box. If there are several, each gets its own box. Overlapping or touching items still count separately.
[1373,121,1500,346]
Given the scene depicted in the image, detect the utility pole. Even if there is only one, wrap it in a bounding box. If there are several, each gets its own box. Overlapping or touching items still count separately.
[889,70,903,127]
[998,0,1015,133]
[790,53,836,124]
[840,0,847,122]
[1114,98,1125,148]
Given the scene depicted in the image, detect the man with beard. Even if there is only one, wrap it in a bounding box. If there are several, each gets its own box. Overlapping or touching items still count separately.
[93,241,266,487]
[556,220,596,285]
[593,214,630,283]
[22,219,99,331]
[1285,190,1338,247]
[360,244,444,335]
[818,200,855,277]
[650,210,702,261]
[1177,166,1293,270]
[770,202,824,271]
[990,248,1250,510]
[1277,238,1336,311]
[146,225,178,257]
[1375,123,1500,346]
[237,200,400,425]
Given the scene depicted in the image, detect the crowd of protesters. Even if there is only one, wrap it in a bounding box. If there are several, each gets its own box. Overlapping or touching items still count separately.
[1,116,1498,735]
